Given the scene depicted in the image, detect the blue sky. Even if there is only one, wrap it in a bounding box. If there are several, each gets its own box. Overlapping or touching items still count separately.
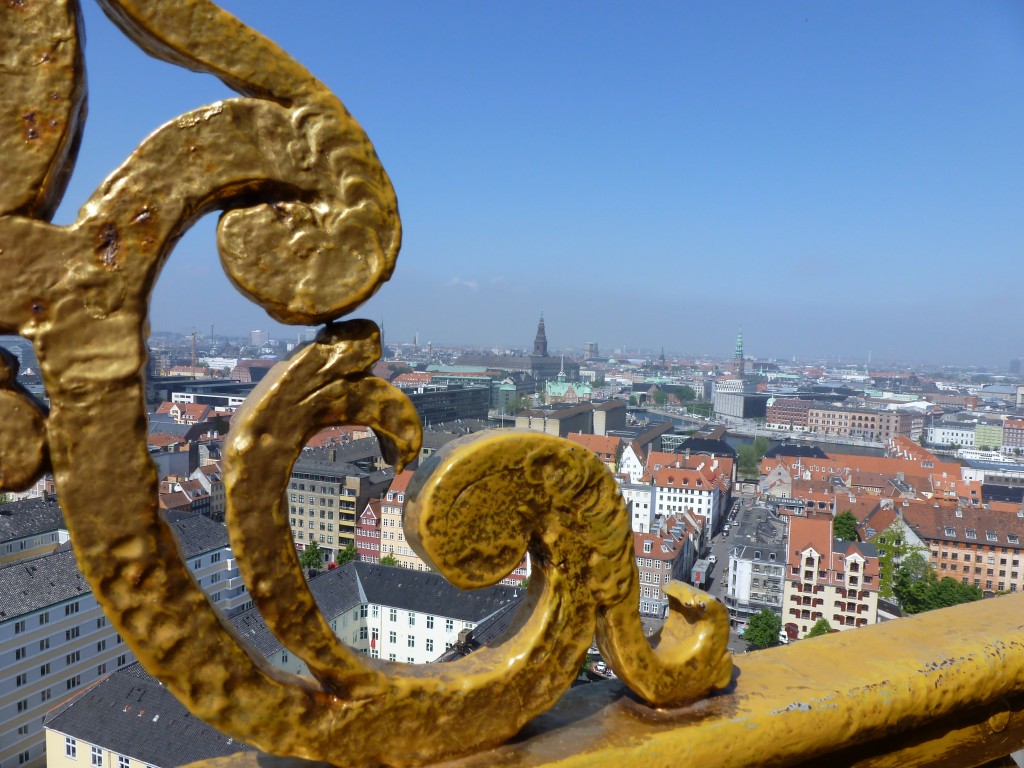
[52,2,1024,366]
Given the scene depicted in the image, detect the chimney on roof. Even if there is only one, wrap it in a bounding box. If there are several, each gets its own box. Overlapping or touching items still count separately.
[330,448,337,462]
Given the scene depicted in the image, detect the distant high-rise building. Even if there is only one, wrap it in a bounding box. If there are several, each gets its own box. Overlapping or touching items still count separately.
[249,329,269,348]
[1010,358,1022,375]
[584,341,599,359]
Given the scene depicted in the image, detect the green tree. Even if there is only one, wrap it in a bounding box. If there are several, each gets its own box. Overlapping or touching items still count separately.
[628,395,638,406]
[299,541,323,569]
[737,436,770,479]
[874,520,926,599]
[614,441,625,473]
[336,543,357,565]
[805,618,832,638]
[652,389,669,407]
[742,608,781,649]
[832,510,859,542]
[894,551,983,614]
[380,553,399,567]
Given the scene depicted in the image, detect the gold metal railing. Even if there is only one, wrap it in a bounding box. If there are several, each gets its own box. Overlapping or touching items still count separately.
[2,3,1022,767]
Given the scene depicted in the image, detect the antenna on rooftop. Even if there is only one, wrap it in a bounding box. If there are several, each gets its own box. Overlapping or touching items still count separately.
[190,327,197,370]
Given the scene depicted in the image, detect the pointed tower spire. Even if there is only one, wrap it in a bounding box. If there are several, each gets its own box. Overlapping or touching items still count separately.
[734,326,744,378]
[558,354,566,382]
[533,312,548,357]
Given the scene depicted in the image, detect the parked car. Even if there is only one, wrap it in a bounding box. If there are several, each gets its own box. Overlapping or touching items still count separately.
[708,554,718,564]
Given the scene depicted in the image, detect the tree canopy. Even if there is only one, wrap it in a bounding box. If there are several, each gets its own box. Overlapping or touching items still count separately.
[336,543,357,565]
[832,510,859,541]
[738,436,770,478]
[380,553,399,567]
[893,551,983,614]
[874,520,925,599]
[805,618,832,638]
[299,540,323,570]
[742,608,781,649]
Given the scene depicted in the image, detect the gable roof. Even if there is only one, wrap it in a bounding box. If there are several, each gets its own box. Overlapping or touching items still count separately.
[44,663,259,765]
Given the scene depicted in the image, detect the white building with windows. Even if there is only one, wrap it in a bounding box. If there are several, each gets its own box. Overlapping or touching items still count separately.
[0,515,247,768]
[927,423,976,449]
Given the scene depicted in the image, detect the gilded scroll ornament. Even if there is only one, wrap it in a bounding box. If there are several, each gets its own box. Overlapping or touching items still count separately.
[0,2,731,766]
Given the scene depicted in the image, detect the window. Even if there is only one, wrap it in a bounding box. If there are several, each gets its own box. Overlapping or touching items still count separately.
[16,672,28,686]
[389,608,397,622]
[117,654,127,667]
[67,674,81,690]
[360,605,368,618]
[389,631,397,644]
[65,601,80,616]
[17,698,29,712]
[40,662,50,675]
[426,615,434,629]
[426,638,434,653]
[408,613,416,627]
[40,688,51,702]
[39,612,50,626]
[92,746,103,768]
[66,626,80,641]
[445,619,454,633]
[15,619,26,634]
[965,529,977,540]
[16,645,26,660]
[359,626,368,640]
[96,616,106,629]
[118,756,130,768]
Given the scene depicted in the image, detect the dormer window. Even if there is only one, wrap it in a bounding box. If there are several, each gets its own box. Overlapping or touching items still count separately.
[986,531,998,542]
[397,494,404,503]
[965,529,977,540]
[386,492,394,501]
[643,541,652,554]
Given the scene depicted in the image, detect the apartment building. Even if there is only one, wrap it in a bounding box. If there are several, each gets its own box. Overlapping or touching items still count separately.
[806,404,922,442]
[974,419,1005,452]
[724,505,787,629]
[287,448,393,564]
[0,497,66,567]
[927,423,976,449]
[0,515,249,768]
[43,662,252,768]
[42,563,526,768]
[356,470,528,585]
[766,398,811,430]
[782,514,880,639]
[651,464,725,536]
[634,514,701,617]
[619,482,655,534]
[1003,418,1024,455]
[903,504,1024,594]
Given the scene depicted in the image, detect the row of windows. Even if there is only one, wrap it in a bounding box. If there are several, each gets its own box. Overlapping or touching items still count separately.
[3,532,61,554]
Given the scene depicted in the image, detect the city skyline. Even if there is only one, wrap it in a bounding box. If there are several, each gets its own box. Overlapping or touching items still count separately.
[51,2,1024,366]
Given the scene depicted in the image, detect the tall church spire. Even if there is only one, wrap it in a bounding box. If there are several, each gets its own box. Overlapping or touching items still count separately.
[533,312,548,357]
[733,326,744,377]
